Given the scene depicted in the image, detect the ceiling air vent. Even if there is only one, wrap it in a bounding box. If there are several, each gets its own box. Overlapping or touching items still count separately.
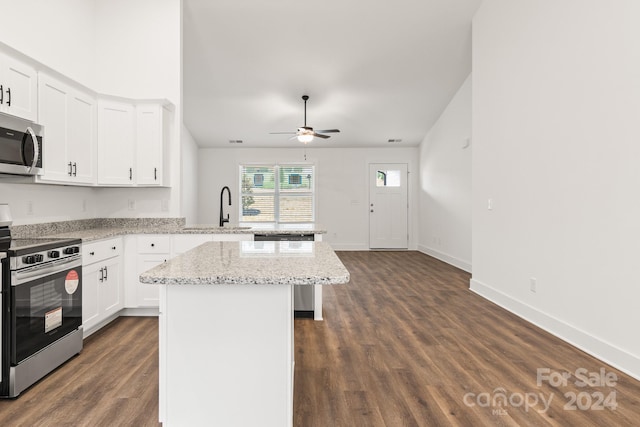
[387,138,402,143]
[228,139,243,144]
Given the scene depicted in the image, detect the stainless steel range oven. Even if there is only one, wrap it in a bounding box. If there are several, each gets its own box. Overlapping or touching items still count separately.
[1,209,83,398]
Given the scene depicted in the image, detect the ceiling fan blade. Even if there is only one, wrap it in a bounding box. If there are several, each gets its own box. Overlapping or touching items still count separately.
[314,129,340,133]
[270,131,297,134]
[313,132,330,139]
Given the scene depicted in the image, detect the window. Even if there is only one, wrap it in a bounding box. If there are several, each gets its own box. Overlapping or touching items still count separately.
[240,164,315,223]
[376,169,401,187]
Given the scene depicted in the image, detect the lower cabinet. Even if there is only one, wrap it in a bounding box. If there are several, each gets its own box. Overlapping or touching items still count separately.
[82,237,124,336]
[125,235,171,308]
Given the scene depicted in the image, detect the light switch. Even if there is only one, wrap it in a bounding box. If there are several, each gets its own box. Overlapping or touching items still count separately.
[487,198,493,210]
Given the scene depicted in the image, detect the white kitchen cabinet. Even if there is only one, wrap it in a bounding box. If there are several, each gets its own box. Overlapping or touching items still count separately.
[129,235,171,308]
[98,99,171,187]
[136,103,171,186]
[37,72,96,185]
[0,52,37,121]
[97,99,135,185]
[82,237,124,336]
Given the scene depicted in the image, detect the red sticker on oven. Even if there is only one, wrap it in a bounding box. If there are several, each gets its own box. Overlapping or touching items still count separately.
[65,270,79,294]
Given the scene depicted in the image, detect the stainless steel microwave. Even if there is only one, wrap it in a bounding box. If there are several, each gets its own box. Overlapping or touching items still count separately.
[0,113,43,176]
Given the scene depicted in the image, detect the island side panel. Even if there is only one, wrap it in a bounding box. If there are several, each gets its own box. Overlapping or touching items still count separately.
[314,233,323,320]
[160,284,294,427]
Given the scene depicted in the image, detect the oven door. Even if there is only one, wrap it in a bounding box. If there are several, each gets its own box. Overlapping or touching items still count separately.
[10,259,82,365]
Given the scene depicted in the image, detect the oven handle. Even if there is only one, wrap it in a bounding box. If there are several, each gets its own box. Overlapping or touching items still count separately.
[12,257,82,286]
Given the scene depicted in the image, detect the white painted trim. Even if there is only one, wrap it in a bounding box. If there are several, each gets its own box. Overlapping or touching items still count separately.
[120,307,160,317]
[418,244,471,273]
[328,243,369,251]
[470,278,640,381]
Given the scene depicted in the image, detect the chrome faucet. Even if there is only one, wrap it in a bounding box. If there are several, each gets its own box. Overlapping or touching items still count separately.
[220,186,231,227]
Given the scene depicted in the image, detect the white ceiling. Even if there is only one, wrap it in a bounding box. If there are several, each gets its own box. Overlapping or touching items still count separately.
[183,0,481,148]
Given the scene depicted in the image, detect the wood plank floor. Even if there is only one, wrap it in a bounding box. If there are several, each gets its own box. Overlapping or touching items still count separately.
[1,251,639,426]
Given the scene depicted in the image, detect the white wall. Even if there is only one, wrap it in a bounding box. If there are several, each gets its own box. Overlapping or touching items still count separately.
[93,0,183,219]
[0,0,185,223]
[418,75,471,271]
[0,0,96,225]
[472,0,640,379]
[181,126,199,225]
[197,147,419,250]
[0,180,98,224]
[0,0,96,87]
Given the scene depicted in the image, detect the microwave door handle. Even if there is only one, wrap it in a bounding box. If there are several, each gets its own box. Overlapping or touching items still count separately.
[25,127,39,173]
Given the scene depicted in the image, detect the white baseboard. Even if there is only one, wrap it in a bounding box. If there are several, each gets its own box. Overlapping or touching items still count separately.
[121,307,160,317]
[470,278,640,381]
[328,243,369,251]
[417,244,471,272]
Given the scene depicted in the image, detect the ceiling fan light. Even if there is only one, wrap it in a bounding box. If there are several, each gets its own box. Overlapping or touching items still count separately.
[297,134,314,143]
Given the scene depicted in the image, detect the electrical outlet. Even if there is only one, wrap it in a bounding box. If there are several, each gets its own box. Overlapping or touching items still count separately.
[530,277,537,293]
[27,201,34,215]
[82,199,87,212]
[161,199,169,212]
[127,199,136,211]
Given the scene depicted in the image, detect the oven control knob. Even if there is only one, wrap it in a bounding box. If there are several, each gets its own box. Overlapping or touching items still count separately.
[48,250,60,259]
[23,255,35,264]
[64,246,80,255]
[34,254,44,262]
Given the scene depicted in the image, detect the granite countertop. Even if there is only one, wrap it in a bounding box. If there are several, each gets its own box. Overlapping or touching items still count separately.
[10,218,326,242]
[139,241,350,286]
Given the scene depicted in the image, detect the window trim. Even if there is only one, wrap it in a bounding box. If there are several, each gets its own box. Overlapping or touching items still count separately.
[239,162,316,224]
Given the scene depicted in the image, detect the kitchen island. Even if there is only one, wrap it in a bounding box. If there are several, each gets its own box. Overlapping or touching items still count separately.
[140,240,349,427]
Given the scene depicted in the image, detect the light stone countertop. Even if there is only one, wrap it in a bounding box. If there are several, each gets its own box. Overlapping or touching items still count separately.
[10,218,326,242]
[139,241,350,286]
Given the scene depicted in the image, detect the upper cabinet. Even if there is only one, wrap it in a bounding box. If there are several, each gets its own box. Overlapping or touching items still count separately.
[97,99,136,186]
[0,52,37,121]
[97,99,172,187]
[0,45,174,188]
[135,103,170,187]
[37,73,97,185]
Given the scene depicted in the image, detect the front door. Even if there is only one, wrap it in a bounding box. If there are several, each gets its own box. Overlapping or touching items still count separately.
[369,163,408,249]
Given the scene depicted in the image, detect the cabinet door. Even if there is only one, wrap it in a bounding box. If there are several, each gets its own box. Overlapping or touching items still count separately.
[0,53,37,121]
[136,104,163,186]
[101,258,123,317]
[97,100,135,185]
[137,255,167,307]
[68,89,97,184]
[37,74,71,182]
[82,263,102,332]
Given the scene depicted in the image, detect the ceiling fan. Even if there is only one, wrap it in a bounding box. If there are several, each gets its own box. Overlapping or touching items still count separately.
[270,95,340,143]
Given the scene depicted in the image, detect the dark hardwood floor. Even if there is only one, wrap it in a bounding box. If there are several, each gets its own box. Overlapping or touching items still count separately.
[1,251,639,426]
[0,316,160,427]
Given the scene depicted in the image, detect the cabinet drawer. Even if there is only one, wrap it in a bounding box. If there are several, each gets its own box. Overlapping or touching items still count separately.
[137,235,171,254]
[83,237,122,265]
